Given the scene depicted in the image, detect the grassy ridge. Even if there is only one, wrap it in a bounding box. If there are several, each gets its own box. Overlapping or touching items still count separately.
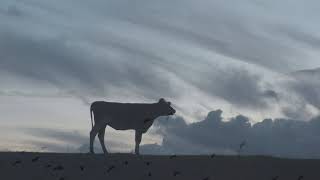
[0,152,319,180]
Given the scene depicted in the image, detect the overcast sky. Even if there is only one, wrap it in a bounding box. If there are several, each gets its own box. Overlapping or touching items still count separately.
[1,0,320,157]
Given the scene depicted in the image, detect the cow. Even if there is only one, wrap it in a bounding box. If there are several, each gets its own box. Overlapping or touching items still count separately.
[89,98,176,155]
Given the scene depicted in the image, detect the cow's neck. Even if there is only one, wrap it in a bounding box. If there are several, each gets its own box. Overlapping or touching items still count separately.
[148,103,164,120]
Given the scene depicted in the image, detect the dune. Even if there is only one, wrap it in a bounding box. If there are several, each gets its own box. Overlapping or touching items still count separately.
[1,152,319,180]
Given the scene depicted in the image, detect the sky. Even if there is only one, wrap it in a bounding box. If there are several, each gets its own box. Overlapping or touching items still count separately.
[1,0,320,158]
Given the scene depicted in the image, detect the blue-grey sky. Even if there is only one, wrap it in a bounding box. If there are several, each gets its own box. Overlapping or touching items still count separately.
[1,0,320,157]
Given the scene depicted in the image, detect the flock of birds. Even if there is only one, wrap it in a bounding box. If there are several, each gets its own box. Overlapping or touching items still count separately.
[9,152,306,180]
[9,153,220,180]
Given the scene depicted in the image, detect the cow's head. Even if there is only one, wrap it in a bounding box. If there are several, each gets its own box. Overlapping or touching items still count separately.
[157,98,176,116]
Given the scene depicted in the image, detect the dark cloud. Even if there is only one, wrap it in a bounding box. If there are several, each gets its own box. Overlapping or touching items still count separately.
[289,68,320,110]
[0,21,282,111]
[6,5,24,17]
[194,68,276,109]
[277,27,320,50]
[0,30,178,100]
[209,69,266,108]
[104,0,304,71]
[1,0,317,112]
[281,103,313,120]
[263,90,279,100]
[142,110,320,158]
[16,109,320,158]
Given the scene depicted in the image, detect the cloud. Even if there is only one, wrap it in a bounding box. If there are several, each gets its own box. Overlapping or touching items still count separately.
[195,68,276,109]
[0,30,179,100]
[276,27,320,50]
[271,68,320,120]
[289,69,320,110]
[12,108,320,158]
[2,0,320,154]
[1,0,319,113]
[0,26,283,113]
[6,5,24,17]
[141,110,320,158]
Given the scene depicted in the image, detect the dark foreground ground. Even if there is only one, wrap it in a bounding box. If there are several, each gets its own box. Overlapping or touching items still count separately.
[0,152,319,180]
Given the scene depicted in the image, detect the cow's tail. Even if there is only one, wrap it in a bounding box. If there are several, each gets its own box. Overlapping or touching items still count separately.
[90,105,94,129]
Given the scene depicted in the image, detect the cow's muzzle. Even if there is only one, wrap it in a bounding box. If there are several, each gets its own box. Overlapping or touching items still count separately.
[169,109,176,115]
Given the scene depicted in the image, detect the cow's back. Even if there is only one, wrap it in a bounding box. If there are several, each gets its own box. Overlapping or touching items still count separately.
[91,101,157,130]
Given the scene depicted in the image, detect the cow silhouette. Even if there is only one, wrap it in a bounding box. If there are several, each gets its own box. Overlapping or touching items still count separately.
[89,98,176,155]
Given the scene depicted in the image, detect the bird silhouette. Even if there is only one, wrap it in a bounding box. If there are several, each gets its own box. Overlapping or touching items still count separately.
[169,155,177,159]
[12,160,21,166]
[80,165,85,171]
[107,165,115,173]
[53,165,64,171]
[31,156,40,162]
[298,175,304,180]
[210,154,216,158]
[239,141,246,150]
[173,171,181,176]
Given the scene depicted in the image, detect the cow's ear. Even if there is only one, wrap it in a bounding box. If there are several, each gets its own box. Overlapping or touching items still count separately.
[158,98,165,103]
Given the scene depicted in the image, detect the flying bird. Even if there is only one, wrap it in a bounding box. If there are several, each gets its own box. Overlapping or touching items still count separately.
[53,165,64,171]
[173,171,181,176]
[80,165,85,171]
[107,165,115,173]
[238,140,247,155]
[169,155,177,159]
[298,175,304,180]
[12,160,22,166]
[31,156,40,162]
[203,176,210,180]
[239,140,246,150]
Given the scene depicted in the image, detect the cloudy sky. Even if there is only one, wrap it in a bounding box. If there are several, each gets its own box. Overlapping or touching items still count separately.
[1,0,320,158]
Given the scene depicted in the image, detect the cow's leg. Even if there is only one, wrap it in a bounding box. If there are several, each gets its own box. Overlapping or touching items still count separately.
[89,123,101,154]
[135,130,142,155]
[98,125,108,155]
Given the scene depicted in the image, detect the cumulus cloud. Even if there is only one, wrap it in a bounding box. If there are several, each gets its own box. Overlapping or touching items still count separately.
[15,108,320,158]
[141,110,320,158]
